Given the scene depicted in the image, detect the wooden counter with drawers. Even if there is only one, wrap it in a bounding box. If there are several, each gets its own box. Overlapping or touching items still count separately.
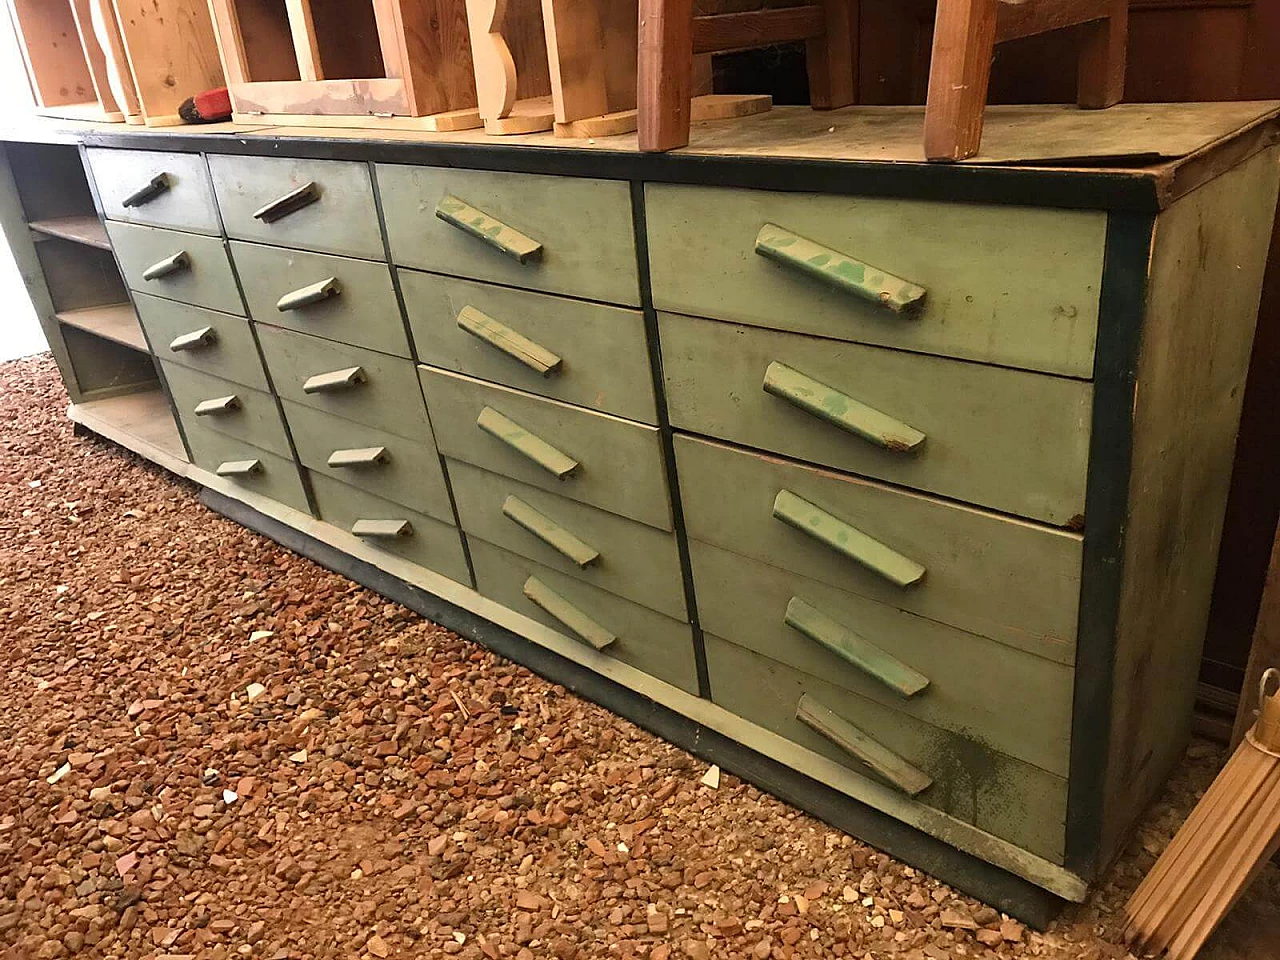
[3,102,1278,924]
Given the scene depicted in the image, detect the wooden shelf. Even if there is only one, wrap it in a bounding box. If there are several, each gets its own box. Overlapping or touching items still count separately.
[68,389,187,468]
[56,303,146,352]
[29,215,110,250]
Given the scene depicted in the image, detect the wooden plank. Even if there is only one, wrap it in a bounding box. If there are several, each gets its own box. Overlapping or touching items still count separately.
[111,0,226,124]
[806,0,857,109]
[1076,0,1127,108]
[1232,521,1280,746]
[230,77,409,115]
[541,0,610,124]
[68,0,121,116]
[28,214,109,249]
[87,0,141,120]
[55,302,146,351]
[995,0,1113,42]
[68,389,187,464]
[691,7,825,53]
[283,0,322,81]
[388,0,477,117]
[923,0,998,160]
[638,0,692,151]
[7,0,96,107]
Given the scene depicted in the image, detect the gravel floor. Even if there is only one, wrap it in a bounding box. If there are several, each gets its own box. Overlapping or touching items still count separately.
[3,353,1279,960]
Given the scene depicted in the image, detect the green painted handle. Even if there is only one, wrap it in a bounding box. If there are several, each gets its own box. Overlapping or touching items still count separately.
[169,326,216,352]
[121,173,170,208]
[351,518,412,539]
[796,694,933,796]
[253,181,319,223]
[502,495,600,569]
[772,490,925,588]
[763,362,925,453]
[477,407,578,479]
[215,458,261,477]
[755,224,926,315]
[142,250,190,281]
[194,394,239,416]
[328,446,389,468]
[522,576,616,650]
[277,277,341,312]
[457,305,562,377]
[303,366,366,394]
[784,597,929,698]
[436,195,543,264]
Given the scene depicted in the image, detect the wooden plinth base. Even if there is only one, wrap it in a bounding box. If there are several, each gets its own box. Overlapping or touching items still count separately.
[232,108,484,132]
[484,97,555,136]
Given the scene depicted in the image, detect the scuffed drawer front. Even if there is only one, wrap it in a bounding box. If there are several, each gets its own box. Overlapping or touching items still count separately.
[135,294,268,391]
[377,164,640,306]
[107,222,243,316]
[161,361,290,458]
[87,148,219,235]
[645,183,1105,378]
[182,419,311,516]
[208,155,383,260]
[469,538,698,695]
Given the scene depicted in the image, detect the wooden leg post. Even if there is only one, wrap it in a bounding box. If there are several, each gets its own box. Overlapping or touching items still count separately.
[806,0,857,109]
[924,0,998,161]
[1077,0,1127,108]
[638,0,693,152]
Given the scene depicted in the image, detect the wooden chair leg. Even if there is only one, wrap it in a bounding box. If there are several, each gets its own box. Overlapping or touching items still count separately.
[638,0,693,152]
[924,0,998,161]
[805,0,857,109]
[1077,0,1127,108]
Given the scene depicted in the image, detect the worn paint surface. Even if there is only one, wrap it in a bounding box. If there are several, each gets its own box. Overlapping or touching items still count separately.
[457,304,562,375]
[436,194,543,263]
[503,494,600,568]
[523,575,616,650]
[784,597,930,698]
[477,405,579,479]
[797,693,933,796]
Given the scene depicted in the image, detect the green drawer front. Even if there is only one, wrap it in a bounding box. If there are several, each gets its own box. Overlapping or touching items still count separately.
[283,399,454,525]
[376,164,639,306]
[448,459,686,621]
[468,538,698,695]
[87,148,220,235]
[675,435,1081,662]
[420,367,672,531]
[691,540,1072,777]
[308,471,470,586]
[183,419,311,516]
[401,271,657,424]
[107,221,244,316]
[135,294,268,392]
[662,313,1091,526]
[232,242,410,358]
[704,635,1067,863]
[208,155,383,260]
[256,325,432,443]
[645,184,1105,378]
[161,360,291,458]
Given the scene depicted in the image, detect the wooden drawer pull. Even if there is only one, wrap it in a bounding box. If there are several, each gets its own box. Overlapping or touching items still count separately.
[121,172,170,208]
[477,406,578,479]
[351,518,412,539]
[436,195,543,264]
[277,277,341,312]
[169,326,217,352]
[772,490,925,588]
[785,597,929,698]
[215,458,262,477]
[502,495,600,568]
[193,394,240,416]
[522,576,616,650]
[796,694,933,796]
[253,181,320,223]
[458,305,562,376]
[763,362,925,454]
[755,224,926,315]
[303,366,366,394]
[328,446,389,468]
[142,250,190,281]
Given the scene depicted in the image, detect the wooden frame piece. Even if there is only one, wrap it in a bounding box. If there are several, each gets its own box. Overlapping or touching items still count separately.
[464,0,553,135]
[5,0,125,122]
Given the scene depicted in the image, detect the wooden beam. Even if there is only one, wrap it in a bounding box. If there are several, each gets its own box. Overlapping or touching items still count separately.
[284,0,323,81]
[805,0,856,109]
[924,0,998,161]
[692,7,825,54]
[638,0,692,151]
[995,0,1113,42]
[1076,0,1127,108]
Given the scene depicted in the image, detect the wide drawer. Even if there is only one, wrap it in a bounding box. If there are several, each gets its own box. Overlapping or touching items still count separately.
[87,148,220,235]
[183,420,311,516]
[400,270,656,423]
[283,400,454,525]
[135,294,268,391]
[256,326,432,443]
[309,472,470,585]
[420,367,671,531]
[675,435,1081,661]
[704,634,1067,863]
[232,242,410,358]
[448,459,686,621]
[691,540,1072,776]
[161,360,291,458]
[107,222,244,316]
[662,312,1091,525]
[468,538,697,695]
[208,155,383,260]
[376,164,639,306]
[645,184,1105,378]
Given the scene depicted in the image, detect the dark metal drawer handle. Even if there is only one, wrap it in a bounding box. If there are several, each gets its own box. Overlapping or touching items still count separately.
[755,224,926,315]
[796,693,933,796]
[772,489,925,588]
[216,458,261,477]
[277,277,341,312]
[457,305,561,376]
[122,172,171,208]
[502,495,599,568]
[142,250,190,281]
[436,195,542,264]
[351,519,412,539]
[303,366,366,394]
[763,361,925,454]
[785,597,929,699]
[193,394,240,416]
[522,576,615,650]
[169,326,216,352]
[477,406,578,479]
[253,181,320,223]
[328,446,389,468]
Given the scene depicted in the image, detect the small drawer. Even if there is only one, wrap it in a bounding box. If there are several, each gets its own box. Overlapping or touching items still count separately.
[136,294,268,391]
[256,326,431,443]
[233,242,410,358]
[401,271,656,423]
[309,471,470,586]
[161,360,291,458]
[675,435,1081,661]
[645,184,1106,378]
[420,367,671,531]
[183,419,311,516]
[107,222,244,316]
[376,164,639,306]
[448,459,686,621]
[282,399,454,525]
[208,155,383,260]
[87,148,219,235]
[469,538,698,695]
[661,313,1091,526]
[704,634,1067,863]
